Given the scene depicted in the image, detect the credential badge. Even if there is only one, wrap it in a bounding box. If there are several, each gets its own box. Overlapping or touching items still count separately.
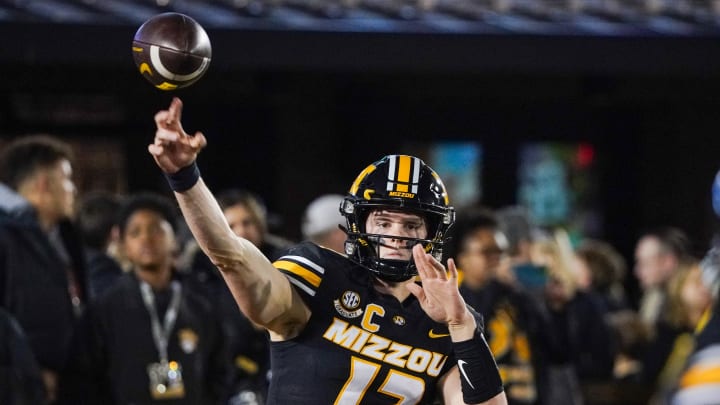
[334,291,363,318]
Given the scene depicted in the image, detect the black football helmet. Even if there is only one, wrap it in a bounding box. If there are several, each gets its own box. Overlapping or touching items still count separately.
[340,155,455,282]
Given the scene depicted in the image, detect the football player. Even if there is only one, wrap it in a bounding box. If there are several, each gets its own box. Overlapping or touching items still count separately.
[148,97,507,405]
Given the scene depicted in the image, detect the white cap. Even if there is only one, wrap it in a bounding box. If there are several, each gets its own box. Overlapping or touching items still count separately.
[302,194,345,239]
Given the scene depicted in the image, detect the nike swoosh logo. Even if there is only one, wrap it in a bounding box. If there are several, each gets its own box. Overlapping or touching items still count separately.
[458,360,475,389]
[428,329,450,338]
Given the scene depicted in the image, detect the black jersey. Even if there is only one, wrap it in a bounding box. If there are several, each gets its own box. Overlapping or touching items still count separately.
[269,242,460,404]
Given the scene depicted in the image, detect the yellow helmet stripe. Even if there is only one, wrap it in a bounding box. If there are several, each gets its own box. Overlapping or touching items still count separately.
[387,155,414,193]
[398,155,412,185]
[274,260,321,287]
[350,164,376,196]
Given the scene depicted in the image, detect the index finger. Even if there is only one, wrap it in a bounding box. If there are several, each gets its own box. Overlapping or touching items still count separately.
[166,97,183,128]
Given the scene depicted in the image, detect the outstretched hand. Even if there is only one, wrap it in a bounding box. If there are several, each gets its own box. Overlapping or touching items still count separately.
[148,97,207,174]
[406,244,475,332]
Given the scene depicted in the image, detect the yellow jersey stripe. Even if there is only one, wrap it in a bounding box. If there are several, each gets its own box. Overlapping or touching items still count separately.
[274,260,322,287]
[679,365,720,388]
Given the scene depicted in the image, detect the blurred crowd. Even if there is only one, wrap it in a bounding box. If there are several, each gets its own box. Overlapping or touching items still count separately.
[1,134,719,405]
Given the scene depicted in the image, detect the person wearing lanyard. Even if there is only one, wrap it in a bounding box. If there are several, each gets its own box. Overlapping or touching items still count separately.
[75,192,230,404]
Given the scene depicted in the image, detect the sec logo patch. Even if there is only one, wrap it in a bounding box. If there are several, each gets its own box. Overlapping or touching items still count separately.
[334,291,363,318]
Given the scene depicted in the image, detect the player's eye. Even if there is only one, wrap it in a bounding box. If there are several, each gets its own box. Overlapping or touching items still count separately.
[405,221,422,231]
[375,221,390,229]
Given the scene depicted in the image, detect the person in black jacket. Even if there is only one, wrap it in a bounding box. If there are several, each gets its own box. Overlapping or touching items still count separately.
[80,192,230,404]
[0,135,86,403]
[452,207,553,405]
[0,307,45,405]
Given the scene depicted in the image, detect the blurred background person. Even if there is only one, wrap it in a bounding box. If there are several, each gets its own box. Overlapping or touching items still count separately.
[634,227,692,326]
[574,239,630,314]
[573,238,644,401]
[629,227,695,402]
[643,258,710,403]
[531,230,615,404]
[452,206,552,405]
[670,247,720,404]
[181,188,293,276]
[79,192,229,404]
[301,193,346,254]
[0,135,86,403]
[76,191,125,300]
[218,189,293,261]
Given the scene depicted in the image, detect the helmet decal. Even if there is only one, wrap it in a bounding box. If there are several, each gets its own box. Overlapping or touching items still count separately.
[350,164,376,196]
[386,155,421,195]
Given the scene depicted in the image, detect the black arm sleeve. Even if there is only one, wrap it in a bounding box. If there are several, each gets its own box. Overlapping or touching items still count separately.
[453,329,504,404]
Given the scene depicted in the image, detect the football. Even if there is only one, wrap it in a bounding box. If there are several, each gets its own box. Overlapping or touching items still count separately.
[131,13,212,91]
